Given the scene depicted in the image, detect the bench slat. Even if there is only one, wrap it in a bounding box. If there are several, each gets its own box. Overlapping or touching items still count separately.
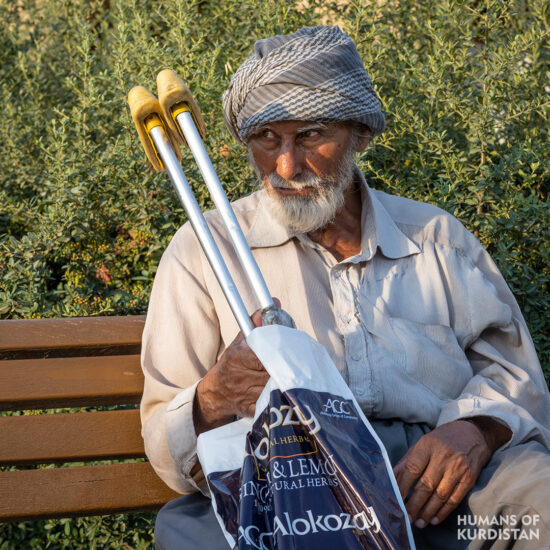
[0,462,180,522]
[0,316,145,359]
[0,409,145,465]
[0,355,143,411]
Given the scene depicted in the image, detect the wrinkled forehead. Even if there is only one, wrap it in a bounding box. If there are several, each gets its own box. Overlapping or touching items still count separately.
[251,120,332,133]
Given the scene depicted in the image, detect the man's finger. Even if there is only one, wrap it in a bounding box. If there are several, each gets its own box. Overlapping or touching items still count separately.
[427,474,474,525]
[250,308,263,328]
[394,446,430,501]
[246,402,256,417]
[404,462,444,523]
[249,297,283,329]
[243,380,269,396]
[414,472,459,527]
[241,354,268,373]
[237,382,269,416]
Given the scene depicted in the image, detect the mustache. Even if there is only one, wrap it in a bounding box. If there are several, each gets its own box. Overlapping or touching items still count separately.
[267,172,322,190]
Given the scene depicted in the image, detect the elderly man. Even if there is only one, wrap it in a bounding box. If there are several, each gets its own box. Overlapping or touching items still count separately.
[141,26,550,549]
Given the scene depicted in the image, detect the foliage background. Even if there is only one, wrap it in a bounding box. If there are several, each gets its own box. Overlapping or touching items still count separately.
[0,0,548,546]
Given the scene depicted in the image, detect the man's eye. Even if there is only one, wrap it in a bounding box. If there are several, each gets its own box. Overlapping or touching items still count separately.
[300,129,321,139]
[258,129,275,139]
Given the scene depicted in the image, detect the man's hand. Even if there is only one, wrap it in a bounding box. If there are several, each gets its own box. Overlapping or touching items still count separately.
[193,305,274,436]
[393,418,510,529]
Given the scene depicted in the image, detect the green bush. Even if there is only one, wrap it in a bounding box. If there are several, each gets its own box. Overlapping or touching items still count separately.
[0,0,547,546]
[0,513,155,549]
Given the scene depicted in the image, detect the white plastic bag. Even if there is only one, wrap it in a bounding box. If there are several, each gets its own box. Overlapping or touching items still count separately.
[197,325,415,549]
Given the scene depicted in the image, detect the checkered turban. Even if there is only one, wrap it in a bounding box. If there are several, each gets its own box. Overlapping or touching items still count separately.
[222,26,386,145]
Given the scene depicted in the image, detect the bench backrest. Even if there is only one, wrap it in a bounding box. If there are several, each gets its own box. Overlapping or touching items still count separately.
[0,316,179,522]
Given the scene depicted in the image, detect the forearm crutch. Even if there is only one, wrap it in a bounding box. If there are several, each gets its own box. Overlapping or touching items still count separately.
[127,78,294,337]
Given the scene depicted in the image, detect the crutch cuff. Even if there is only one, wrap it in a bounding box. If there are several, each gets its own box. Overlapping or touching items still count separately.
[157,69,207,147]
[128,85,181,172]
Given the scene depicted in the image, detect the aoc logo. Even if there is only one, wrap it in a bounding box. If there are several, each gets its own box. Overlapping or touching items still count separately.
[322,398,352,415]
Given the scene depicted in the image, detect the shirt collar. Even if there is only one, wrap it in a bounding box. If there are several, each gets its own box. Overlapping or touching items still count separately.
[356,170,420,262]
[245,169,420,261]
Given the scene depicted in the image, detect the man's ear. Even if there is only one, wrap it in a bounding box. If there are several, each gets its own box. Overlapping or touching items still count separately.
[351,122,372,152]
[355,134,372,153]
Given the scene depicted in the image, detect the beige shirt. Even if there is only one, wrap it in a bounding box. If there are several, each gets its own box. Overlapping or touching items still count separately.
[140,172,550,495]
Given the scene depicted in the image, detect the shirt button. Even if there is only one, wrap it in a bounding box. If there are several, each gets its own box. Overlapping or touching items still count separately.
[341,314,351,323]
[356,388,365,396]
[351,353,360,361]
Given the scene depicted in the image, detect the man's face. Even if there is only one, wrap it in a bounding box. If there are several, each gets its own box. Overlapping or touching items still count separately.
[247,120,368,233]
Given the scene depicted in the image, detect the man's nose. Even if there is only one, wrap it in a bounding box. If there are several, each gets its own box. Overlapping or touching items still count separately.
[275,142,303,180]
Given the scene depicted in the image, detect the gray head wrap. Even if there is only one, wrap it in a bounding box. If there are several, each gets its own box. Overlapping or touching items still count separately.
[222,26,386,144]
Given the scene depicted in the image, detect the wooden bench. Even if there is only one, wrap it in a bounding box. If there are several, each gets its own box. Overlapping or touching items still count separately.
[0,315,179,523]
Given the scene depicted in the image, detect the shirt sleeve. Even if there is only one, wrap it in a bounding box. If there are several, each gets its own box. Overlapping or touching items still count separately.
[435,229,550,450]
[140,223,221,495]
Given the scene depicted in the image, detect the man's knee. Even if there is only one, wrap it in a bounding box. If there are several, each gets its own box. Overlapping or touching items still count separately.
[466,441,550,549]
[472,441,550,508]
[155,493,226,550]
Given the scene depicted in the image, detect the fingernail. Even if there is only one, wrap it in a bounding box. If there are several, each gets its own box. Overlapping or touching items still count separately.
[415,519,426,529]
[431,517,439,526]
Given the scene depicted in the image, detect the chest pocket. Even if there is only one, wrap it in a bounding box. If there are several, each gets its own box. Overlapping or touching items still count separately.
[389,317,472,399]
[357,291,472,403]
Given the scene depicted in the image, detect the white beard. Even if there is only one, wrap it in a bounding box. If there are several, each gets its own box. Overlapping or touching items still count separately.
[249,144,358,234]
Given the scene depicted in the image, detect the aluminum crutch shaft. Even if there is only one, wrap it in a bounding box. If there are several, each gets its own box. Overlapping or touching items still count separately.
[155,70,294,329]
[175,109,274,311]
[148,122,254,337]
[175,109,294,329]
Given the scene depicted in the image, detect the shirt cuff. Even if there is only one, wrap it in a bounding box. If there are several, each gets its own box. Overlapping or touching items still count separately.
[165,380,209,495]
[436,398,520,450]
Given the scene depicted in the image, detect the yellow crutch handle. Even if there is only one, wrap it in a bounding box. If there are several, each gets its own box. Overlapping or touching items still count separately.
[156,69,207,147]
[127,85,181,172]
